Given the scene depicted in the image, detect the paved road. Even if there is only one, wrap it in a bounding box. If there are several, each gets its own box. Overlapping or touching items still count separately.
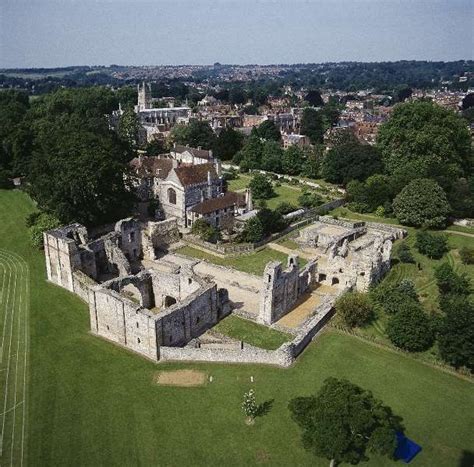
[0,250,29,467]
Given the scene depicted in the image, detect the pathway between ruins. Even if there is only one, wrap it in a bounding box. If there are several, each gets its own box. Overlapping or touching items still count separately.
[267,242,314,260]
[0,250,29,467]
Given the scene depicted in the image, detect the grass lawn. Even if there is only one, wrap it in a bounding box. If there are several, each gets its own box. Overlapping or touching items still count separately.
[1,189,473,467]
[228,174,303,209]
[176,245,306,276]
[213,315,291,350]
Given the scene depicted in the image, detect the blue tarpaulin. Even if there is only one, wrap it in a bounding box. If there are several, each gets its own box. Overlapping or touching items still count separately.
[394,432,422,463]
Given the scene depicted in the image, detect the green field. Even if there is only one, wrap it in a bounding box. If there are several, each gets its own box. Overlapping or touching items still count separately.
[228,174,303,208]
[213,315,290,350]
[176,245,307,276]
[1,190,473,466]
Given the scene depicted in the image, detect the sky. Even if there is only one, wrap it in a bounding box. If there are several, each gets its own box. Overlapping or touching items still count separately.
[0,0,473,68]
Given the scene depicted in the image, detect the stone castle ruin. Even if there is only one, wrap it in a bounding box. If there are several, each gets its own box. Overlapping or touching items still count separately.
[44,218,230,361]
[44,215,405,366]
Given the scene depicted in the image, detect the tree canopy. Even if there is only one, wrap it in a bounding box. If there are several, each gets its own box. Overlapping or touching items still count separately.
[393,179,451,228]
[171,120,216,149]
[26,88,135,226]
[377,101,472,186]
[321,142,383,185]
[288,378,402,466]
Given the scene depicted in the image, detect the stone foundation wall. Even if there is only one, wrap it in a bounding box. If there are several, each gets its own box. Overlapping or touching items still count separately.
[159,343,293,367]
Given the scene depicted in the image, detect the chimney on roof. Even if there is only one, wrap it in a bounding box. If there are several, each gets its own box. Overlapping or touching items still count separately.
[215,159,222,177]
[207,170,212,198]
[245,188,253,212]
[197,146,201,150]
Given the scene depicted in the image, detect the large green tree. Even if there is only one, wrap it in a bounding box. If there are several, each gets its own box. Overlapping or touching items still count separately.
[0,90,31,176]
[27,88,134,226]
[321,143,383,185]
[289,378,402,466]
[393,179,451,228]
[171,120,216,149]
[301,108,325,144]
[386,302,434,352]
[212,127,243,160]
[256,120,281,142]
[377,101,472,187]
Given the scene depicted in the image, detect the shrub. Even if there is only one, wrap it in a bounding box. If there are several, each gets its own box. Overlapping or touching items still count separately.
[29,212,61,249]
[396,243,415,264]
[370,280,419,315]
[25,211,41,228]
[191,219,221,243]
[335,292,373,328]
[386,303,434,352]
[275,202,297,216]
[415,231,448,259]
[459,247,474,265]
[434,263,471,296]
[298,190,323,208]
[437,297,474,370]
[374,205,385,217]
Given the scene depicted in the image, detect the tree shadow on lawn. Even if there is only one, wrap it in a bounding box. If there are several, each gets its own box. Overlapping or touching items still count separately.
[256,399,274,418]
[458,450,474,467]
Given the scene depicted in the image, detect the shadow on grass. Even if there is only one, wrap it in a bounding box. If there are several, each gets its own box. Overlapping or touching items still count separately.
[256,399,274,418]
[458,450,474,467]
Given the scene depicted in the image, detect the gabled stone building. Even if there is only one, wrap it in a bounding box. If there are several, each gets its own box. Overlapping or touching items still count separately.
[129,155,251,231]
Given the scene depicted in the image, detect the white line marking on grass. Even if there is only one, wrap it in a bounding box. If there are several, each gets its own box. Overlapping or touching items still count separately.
[0,251,18,458]
[0,250,28,466]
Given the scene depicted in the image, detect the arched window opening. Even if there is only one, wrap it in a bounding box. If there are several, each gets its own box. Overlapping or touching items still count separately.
[168,188,177,205]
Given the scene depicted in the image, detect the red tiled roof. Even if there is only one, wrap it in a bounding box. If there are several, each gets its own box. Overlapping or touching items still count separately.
[174,163,218,187]
[130,157,173,179]
[190,191,245,214]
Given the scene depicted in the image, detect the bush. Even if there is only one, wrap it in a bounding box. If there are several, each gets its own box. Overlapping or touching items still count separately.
[298,190,323,208]
[29,212,61,248]
[191,219,221,243]
[275,202,297,216]
[459,247,474,265]
[370,280,419,315]
[392,179,451,228]
[437,297,474,370]
[396,243,415,263]
[25,211,41,228]
[434,263,471,296]
[415,231,448,259]
[386,303,434,352]
[335,292,373,328]
[238,216,265,243]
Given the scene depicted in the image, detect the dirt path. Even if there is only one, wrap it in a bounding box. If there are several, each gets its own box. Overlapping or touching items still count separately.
[267,242,313,260]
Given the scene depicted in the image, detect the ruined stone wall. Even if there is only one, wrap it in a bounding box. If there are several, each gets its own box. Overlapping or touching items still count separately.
[72,270,97,302]
[89,287,159,361]
[159,343,293,367]
[155,283,220,346]
[114,218,142,261]
[44,228,83,292]
[259,255,317,325]
[142,218,180,259]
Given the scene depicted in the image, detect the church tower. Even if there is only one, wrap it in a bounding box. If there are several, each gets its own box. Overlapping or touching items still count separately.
[137,82,152,111]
